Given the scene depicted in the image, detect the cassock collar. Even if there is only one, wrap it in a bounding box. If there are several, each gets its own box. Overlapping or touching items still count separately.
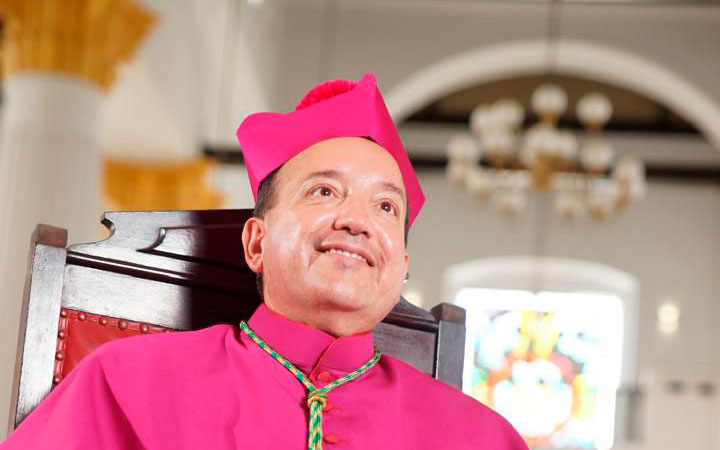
[246,303,376,374]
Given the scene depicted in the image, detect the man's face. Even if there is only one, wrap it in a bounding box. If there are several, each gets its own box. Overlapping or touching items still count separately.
[242,137,409,336]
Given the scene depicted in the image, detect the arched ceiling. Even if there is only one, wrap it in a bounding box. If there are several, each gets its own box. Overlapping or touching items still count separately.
[405,74,698,134]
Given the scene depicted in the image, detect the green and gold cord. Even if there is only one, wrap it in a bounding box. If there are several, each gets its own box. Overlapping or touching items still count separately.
[239,321,381,450]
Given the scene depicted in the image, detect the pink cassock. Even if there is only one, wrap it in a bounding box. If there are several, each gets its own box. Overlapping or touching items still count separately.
[2,304,528,449]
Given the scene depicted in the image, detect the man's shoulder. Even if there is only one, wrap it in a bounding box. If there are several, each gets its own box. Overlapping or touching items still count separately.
[380,355,528,448]
[380,354,484,410]
[91,323,237,365]
[65,324,241,393]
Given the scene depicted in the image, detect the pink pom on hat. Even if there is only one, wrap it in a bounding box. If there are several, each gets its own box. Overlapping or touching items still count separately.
[235,72,425,226]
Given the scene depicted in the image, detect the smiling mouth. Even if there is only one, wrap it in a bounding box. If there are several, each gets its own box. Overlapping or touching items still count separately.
[323,248,370,266]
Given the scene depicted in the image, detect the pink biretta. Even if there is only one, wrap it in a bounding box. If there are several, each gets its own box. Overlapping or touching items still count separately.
[1,304,528,449]
[236,72,425,226]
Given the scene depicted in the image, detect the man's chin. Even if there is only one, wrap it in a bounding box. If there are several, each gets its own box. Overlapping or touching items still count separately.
[309,283,371,312]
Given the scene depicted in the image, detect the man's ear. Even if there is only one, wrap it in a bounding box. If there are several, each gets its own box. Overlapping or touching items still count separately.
[242,217,265,275]
[403,250,409,280]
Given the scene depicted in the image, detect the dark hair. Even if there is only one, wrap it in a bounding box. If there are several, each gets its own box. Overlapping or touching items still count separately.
[252,166,410,299]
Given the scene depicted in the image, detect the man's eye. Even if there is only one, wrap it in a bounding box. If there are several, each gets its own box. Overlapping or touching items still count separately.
[311,186,334,197]
[380,201,397,215]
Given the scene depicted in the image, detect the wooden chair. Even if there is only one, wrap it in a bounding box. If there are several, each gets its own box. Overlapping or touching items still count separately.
[8,209,466,430]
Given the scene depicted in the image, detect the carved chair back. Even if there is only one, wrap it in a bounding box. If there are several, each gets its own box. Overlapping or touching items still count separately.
[10,209,466,429]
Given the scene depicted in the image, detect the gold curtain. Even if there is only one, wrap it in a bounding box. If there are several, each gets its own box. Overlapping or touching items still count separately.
[104,157,224,211]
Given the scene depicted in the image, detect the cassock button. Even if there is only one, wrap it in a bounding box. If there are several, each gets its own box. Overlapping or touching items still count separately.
[323,432,339,444]
[317,371,333,383]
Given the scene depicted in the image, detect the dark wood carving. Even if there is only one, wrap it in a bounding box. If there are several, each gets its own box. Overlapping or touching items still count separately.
[10,225,68,434]
[431,303,467,390]
[10,209,466,430]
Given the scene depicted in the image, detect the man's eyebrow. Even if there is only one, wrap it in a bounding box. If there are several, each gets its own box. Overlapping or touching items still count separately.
[378,181,406,202]
[304,170,406,201]
[304,170,343,181]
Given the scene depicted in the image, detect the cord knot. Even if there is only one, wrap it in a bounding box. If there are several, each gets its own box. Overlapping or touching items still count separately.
[307,391,328,409]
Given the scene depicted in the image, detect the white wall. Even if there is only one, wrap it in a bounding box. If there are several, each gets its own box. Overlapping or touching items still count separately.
[402,170,720,448]
[101,0,271,159]
[245,1,720,142]
[404,171,720,372]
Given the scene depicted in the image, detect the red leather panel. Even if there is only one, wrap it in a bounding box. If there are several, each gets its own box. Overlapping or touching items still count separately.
[54,309,175,387]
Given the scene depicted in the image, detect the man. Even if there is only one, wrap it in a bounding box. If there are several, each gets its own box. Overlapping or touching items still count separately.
[1,73,528,449]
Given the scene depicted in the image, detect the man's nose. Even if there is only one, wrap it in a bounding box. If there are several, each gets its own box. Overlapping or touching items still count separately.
[333,196,372,238]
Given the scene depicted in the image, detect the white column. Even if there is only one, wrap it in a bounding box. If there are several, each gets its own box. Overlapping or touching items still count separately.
[0,74,103,437]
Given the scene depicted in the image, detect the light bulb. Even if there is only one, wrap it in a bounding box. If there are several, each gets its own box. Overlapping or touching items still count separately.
[466,167,495,199]
[580,138,614,172]
[447,162,469,186]
[482,131,516,156]
[614,156,647,200]
[531,84,568,117]
[493,99,525,129]
[447,133,482,164]
[470,104,501,134]
[588,180,618,221]
[577,93,613,128]
[557,131,578,162]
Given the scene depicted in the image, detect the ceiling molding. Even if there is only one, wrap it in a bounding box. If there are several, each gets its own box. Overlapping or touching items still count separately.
[384,39,720,152]
[203,145,720,183]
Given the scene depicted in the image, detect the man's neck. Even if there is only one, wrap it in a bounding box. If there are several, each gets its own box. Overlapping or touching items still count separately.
[261,299,373,337]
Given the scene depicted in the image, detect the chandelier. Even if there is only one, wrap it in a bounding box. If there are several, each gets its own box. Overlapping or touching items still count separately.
[446,84,647,221]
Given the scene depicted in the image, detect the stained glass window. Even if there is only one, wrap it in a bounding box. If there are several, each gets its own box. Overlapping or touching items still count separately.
[456,288,623,450]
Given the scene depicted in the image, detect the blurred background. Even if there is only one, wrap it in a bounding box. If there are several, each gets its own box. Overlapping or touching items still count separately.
[0,0,719,448]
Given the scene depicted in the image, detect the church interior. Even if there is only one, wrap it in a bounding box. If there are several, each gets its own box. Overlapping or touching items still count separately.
[0,0,719,448]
